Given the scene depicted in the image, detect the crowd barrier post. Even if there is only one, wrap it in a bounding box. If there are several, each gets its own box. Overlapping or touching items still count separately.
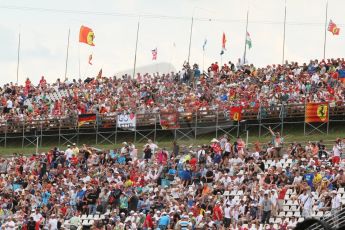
[154,113,157,143]
[215,109,219,138]
[194,111,198,140]
[58,119,61,147]
[4,120,7,148]
[21,119,25,149]
[115,117,118,145]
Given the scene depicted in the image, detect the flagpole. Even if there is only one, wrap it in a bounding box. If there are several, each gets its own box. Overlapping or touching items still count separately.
[202,49,205,73]
[16,33,21,84]
[133,18,140,78]
[64,28,70,81]
[282,0,287,65]
[243,10,249,65]
[187,17,194,63]
[323,0,328,60]
[78,44,81,78]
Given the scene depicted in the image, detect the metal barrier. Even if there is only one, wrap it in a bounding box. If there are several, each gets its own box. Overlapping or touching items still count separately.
[0,103,343,148]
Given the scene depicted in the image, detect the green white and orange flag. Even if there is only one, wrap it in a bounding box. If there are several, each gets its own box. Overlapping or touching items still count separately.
[246,32,252,49]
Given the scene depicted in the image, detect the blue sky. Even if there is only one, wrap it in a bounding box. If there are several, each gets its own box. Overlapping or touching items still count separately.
[0,0,344,85]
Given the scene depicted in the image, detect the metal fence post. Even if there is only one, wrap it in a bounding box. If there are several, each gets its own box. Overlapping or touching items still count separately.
[216,109,219,138]
[21,119,25,149]
[58,119,61,148]
[96,114,99,145]
[154,113,157,143]
[194,110,197,140]
[4,120,7,148]
[115,115,118,145]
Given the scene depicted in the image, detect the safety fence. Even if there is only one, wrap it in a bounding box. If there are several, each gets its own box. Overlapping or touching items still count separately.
[0,103,344,148]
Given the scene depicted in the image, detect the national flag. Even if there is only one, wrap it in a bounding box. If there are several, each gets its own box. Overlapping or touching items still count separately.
[305,103,329,123]
[88,54,93,65]
[202,39,207,51]
[246,32,252,49]
[152,48,157,60]
[79,25,95,46]
[222,32,227,50]
[78,113,96,127]
[96,69,102,79]
[230,106,242,121]
[328,20,340,35]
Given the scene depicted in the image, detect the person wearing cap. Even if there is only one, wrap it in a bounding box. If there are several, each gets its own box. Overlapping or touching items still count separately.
[47,214,58,230]
[260,192,273,226]
[331,190,341,226]
[157,212,170,230]
[212,201,223,227]
[223,202,231,228]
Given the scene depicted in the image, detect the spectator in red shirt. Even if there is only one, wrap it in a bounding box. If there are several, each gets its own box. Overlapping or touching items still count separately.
[213,201,223,227]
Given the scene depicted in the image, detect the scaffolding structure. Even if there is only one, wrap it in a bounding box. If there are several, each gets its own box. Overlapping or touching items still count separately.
[0,103,343,148]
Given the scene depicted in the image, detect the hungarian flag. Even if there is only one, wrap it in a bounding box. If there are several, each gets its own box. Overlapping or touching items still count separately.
[305,103,329,123]
[230,106,242,121]
[246,32,252,49]
[222,32,227,50]
[152,48,157,60]
[328,20,340,35]
[79,26,95,46]
[78,113,96,127]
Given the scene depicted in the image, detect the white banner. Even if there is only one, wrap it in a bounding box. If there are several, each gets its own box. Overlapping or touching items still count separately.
[117,113,136,130]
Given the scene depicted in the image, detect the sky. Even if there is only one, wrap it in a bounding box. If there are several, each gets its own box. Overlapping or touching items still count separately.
[0,0,344,85]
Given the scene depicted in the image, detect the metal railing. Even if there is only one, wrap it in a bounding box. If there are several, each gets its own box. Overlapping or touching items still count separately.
[0,103,343,148]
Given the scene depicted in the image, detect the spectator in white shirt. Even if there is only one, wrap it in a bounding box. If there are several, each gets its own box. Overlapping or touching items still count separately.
[298,190,313,218]
[48,214,59,230]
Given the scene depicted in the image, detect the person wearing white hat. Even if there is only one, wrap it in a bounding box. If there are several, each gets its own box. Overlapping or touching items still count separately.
[331,190,341,227]
[47,214,58,230]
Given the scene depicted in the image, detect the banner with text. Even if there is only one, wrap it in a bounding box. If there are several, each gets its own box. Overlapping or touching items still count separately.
[117,113,136,130]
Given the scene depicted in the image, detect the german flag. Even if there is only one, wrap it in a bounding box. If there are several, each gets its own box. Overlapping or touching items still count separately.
[230,106,242,121]
[78,114,96,127]
[305,103,329,123]
[79,26,95,46]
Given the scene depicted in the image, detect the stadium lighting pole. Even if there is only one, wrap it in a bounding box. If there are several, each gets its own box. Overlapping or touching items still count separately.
[64,28,70,80]
[282,0,287,65]
[323,0,328,60]
[16,33,21,84]
[133,18,140,78]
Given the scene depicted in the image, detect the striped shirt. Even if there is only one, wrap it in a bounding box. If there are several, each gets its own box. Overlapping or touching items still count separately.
[178,220,190,229]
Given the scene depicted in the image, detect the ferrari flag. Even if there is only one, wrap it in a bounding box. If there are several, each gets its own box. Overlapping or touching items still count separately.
[79,26,95,46]
[305,103,329,123]
[328,20,340,35]
[230,106,242,121]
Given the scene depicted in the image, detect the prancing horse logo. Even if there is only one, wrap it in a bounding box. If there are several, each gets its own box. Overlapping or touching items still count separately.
[317,104,328,121]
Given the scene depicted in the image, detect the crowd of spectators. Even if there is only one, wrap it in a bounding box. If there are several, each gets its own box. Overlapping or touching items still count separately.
[0,58,345,125]
[0,133,345,229]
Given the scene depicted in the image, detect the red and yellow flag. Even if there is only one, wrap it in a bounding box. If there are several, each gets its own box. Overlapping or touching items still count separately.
[79,26,95,46]
[305,103,329,123]
[230,106,242,121]
[222,32,227,50]
[328,20,340,35]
